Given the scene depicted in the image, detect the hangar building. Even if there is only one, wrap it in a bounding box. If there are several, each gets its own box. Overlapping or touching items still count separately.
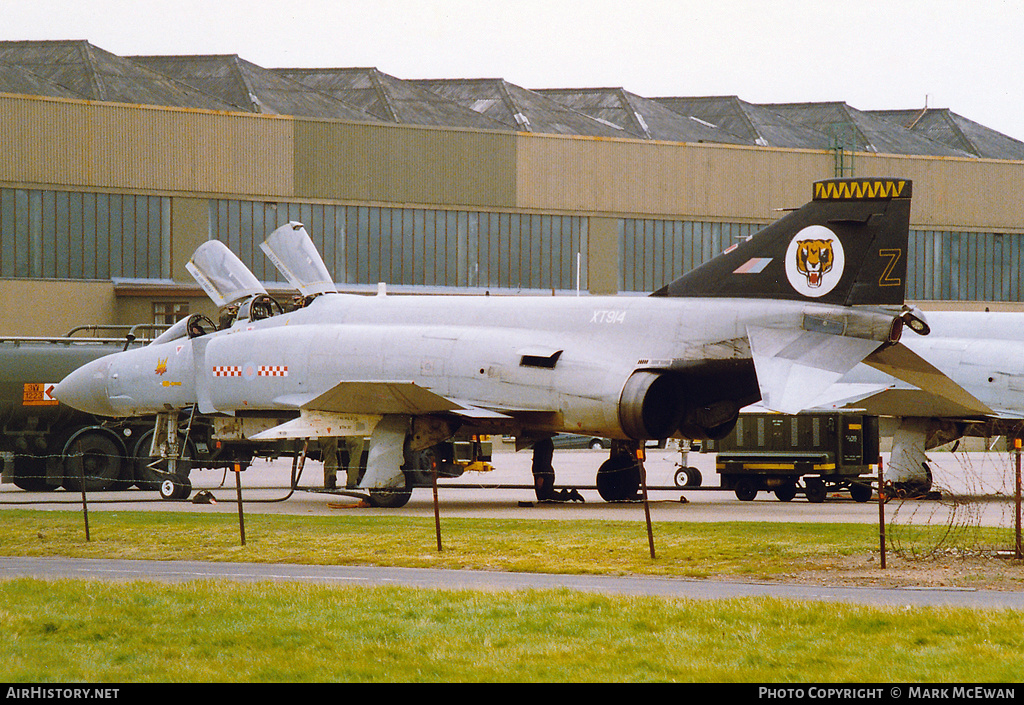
[1,40,1023,336]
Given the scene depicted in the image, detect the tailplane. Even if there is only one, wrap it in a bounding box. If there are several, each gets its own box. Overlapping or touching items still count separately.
[653,178,912,307]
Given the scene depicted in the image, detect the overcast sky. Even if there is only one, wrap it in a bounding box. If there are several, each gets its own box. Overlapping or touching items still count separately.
[2,0,1022,141]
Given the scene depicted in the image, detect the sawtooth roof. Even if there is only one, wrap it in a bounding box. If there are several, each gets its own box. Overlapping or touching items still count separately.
[0,61,86,99]
[412,78,630,137]
[0,39,1021,159]
[274,67,507,130]
[763,101,975,158]
[869,108,1024,161]
[653,96,833,150]
[536,88,750,144]
[0,40,237,110]
[131,54,377,120]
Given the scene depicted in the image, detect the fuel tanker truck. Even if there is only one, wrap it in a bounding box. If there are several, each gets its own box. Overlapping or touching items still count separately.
[0,325,208,493]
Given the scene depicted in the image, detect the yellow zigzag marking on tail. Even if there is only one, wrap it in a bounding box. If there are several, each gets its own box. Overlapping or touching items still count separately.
[814,180,906,200]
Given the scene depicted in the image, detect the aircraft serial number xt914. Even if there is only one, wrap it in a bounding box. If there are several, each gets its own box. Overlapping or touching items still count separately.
[56,177,948,507]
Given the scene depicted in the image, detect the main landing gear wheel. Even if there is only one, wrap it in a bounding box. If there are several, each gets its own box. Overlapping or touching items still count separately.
[368,474,413,508]
[774,483,798,502]
[850,482,873,503]
[596,455,640,502]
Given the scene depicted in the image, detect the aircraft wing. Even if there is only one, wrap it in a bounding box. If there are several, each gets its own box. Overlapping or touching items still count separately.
[748,326,884,414]
[749,324,994,417]
[252,380,548,440]
[861,343,994,416]
[299,380,463,415]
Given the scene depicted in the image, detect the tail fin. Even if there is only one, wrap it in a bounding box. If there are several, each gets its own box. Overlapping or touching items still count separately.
[652,177,912,307]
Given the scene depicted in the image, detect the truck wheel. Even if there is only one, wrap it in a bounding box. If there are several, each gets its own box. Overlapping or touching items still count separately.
[734,478,758,501]
[11,455,60,491]
[774,483,797,502]
[596,456,640,502]
[804,478,827,503]
[850,482,873,503]
[60,428,128,492]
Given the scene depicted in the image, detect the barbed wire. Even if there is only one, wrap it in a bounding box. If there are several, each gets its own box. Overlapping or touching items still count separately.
[886,448,1022,559]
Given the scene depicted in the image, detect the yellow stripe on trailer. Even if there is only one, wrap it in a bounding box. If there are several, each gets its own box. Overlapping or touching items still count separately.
[717,462,837,472]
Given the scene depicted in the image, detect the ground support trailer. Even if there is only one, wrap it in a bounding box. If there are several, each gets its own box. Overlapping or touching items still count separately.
[701,412,879,503]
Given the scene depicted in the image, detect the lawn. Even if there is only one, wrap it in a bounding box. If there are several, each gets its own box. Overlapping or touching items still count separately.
[1,510,1023,683]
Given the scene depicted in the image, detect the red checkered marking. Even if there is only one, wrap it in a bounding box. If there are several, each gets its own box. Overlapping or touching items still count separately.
[212,366,242,377]
[258,366,289,377]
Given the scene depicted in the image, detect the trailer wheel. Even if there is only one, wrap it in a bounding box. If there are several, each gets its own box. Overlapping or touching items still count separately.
[774,483,797,502]
[734,478,758,501]
[804,478,827,503]
[850,482,873,503]
[60,428,128,492]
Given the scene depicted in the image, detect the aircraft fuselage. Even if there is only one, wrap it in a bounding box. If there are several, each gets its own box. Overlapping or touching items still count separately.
[61,291,896,441]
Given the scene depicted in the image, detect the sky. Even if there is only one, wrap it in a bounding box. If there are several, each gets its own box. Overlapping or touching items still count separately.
[1,0,1022,141]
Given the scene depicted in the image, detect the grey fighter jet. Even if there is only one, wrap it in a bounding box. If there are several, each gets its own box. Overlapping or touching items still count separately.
[55,177,947,507]
[822,311,1024,494]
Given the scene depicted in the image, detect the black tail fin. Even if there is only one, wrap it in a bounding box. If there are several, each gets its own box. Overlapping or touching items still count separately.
[652,177,912,307]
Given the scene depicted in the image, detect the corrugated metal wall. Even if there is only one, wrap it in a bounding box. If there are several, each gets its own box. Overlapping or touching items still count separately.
[292,119,517,209]
[3,93,1024,336]
[0,94,293,196]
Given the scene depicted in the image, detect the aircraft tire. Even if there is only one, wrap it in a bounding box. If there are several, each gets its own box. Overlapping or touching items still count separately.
[850,482,873,503]
[596,456,640,502]
[673,466,703,488]
[132,430,195,491]
[159,475,192,501]
[368,486,413,508]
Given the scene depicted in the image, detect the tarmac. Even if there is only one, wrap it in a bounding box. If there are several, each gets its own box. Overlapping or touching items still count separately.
[2,442,1021,529]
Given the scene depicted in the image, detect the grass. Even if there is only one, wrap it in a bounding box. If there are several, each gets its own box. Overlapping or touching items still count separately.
[2,509,885,578]
[2,579,1024,682]
[2,509,1023,682]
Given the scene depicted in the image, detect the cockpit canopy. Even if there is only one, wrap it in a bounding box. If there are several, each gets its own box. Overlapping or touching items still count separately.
[260,222,338,298]
[186,239,268,308]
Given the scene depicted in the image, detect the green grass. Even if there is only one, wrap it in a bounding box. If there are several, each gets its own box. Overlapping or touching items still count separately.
[3,509,891,578]
[2,510,1023,682]
[2,579,1023,682]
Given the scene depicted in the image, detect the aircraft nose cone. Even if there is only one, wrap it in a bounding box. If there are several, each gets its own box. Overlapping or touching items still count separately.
[53,357,118,417]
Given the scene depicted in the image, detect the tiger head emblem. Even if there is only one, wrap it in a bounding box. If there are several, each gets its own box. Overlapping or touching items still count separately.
[794,238,834,288]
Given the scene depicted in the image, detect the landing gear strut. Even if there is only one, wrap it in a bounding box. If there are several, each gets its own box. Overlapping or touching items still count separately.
[531,437,583,502]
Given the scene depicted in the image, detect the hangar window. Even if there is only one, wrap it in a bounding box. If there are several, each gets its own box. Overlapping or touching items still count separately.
[153,301,189,326]
[0,187,170,280]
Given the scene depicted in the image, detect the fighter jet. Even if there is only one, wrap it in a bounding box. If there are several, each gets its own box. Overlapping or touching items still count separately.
[823,311,1024,494]
[55,177,945,507]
